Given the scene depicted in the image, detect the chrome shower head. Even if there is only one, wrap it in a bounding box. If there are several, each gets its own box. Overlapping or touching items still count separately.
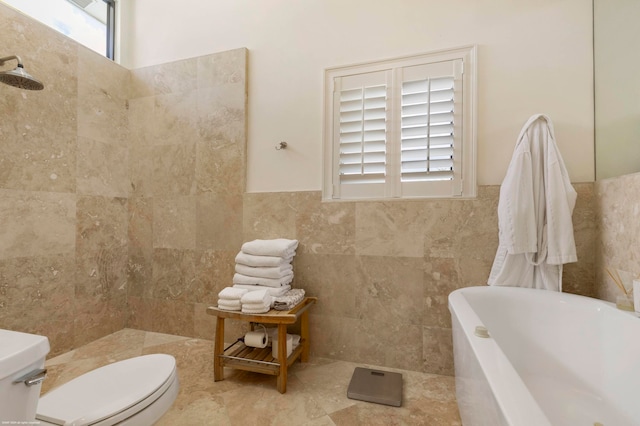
[0,55,44,91]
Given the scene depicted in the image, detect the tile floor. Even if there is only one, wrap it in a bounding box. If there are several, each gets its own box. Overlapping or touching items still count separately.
[42,329,462,425]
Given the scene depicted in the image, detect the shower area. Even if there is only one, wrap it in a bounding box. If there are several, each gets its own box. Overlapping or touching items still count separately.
[0,2,248,357]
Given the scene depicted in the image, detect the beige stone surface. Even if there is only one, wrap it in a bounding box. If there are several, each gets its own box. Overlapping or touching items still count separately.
[152,196,197,249]
[595,172,640,301]
[0,189,76,259]
[77,47,129,146]
[76,137,129,197]
[43,329,462,425]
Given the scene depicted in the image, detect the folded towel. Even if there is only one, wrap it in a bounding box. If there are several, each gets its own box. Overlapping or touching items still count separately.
[241,306,271,314]
[233,284,291,297]
[241,289,271,305]
[242,301,271,310]
[217,299,241,309]
[241,239,299,258]
[233,272,293,288]
[217,301,241,311]
[235,251,293,268]
[273,288,306,311]
[218,287,249,300]
[235,263,293,279]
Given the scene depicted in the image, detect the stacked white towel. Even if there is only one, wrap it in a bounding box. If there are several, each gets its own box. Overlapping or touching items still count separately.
[241,238,298,258]
[241,289,271,314]
[217,286,248,311]
[232,284,291,297]
[233,239,298,288]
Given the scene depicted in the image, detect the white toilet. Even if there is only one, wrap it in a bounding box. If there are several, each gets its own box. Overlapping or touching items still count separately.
[0,329,179,425]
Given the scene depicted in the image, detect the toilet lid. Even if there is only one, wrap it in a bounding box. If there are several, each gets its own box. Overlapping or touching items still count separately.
[36,354,176,426]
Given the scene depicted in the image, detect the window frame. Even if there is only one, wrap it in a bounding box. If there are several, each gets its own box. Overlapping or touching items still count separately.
[105,0,115,60]
[322,45,477,201]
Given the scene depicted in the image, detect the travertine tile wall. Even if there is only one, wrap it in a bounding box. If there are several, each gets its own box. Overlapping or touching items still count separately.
[0,4,130,356]
[125,48,248,340]
[594,172,640,301]
[240,184,596,374]
[0,3,600,375]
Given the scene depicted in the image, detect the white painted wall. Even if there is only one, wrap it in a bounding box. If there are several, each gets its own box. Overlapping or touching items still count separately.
[120,0,594,192]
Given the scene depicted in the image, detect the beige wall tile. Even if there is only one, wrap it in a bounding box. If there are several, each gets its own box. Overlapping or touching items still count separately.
[196,140,245,196]
[595,173,640,300]
[151,142,197,196]
[243,192,298,240]
[196,193,244,251]
[355,201,427,258]
[0,189,76,259]
[151,248,197,302]
[296,192,356,255]
[294,253,359,318]
[0,254,76,356]
[422,326,454,376]
[76,137,129,197]
[77,48,129,146]
[197,48,247,90]
[153,196,197,249]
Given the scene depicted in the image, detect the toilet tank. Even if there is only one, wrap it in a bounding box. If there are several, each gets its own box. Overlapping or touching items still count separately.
[0,329,50,423]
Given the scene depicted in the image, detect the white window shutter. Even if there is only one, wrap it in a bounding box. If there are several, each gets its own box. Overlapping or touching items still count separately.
[323,46,476,201]
[399,60,464,198]
[332,71,391,199]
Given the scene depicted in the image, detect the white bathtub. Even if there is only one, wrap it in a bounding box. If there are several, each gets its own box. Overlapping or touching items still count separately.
[449,286,640,426]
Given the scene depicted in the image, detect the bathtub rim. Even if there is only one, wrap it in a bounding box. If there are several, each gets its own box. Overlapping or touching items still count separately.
[449,286,552,426]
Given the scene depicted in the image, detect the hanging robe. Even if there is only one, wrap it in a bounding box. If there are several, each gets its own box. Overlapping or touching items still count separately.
[488,114,577,291]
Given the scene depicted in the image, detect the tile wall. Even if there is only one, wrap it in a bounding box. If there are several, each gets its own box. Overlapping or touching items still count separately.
[125,48,248,340]
[0,4,130,355]
[595,172,640,301]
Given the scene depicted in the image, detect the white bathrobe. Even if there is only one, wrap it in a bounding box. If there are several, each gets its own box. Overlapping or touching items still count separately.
[488,114,577,291]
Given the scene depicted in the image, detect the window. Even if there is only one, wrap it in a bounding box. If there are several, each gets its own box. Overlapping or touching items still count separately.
[323,46,477,200]
[1,0,115,60]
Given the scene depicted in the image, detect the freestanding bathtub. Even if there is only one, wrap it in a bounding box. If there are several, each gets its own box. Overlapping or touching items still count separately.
[449,286,640,426]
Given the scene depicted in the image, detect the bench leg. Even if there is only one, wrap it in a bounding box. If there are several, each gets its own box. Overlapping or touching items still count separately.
[300,310,310,362]
[214,317,225,381]
[276,323,288,393]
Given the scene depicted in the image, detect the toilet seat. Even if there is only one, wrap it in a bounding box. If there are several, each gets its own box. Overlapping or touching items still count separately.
[36,354,177,426]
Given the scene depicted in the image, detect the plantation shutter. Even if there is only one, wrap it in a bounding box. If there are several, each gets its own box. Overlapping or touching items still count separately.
[332,70,391,199]
[323,47,475,201]
[399,60,464,197]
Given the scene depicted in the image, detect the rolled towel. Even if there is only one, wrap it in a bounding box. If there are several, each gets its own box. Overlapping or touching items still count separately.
[235,263,293,279]
[218,286,249,300]
[233,284,291,297]
[241,289,271,305]
[235,251,293,268]
[235,251,293,267]
[233,272,293,288]
[241,238,299,258]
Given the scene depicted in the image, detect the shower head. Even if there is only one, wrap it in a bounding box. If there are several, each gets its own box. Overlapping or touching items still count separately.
[0,55,44,90]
